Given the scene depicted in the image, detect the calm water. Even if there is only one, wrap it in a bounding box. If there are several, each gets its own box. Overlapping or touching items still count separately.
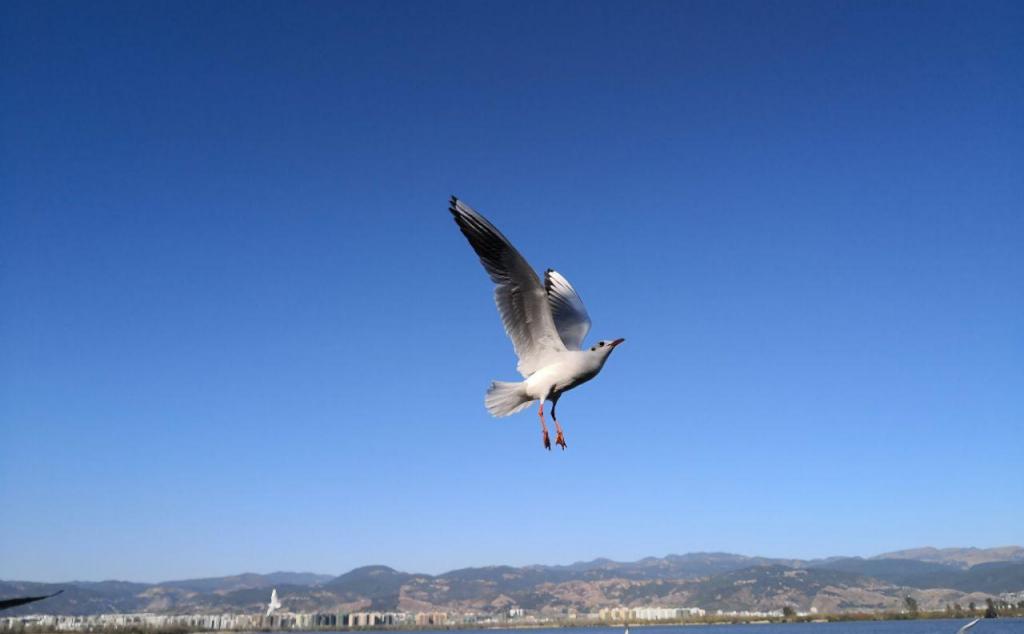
[357,621,1024,634]
[595,621,1024,634]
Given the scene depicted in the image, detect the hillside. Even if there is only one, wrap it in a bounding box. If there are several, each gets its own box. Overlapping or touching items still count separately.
[2,547,1021,617]
[875,546,1024,569]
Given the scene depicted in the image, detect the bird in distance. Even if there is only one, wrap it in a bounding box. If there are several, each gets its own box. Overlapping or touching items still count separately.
[266,589,281,617]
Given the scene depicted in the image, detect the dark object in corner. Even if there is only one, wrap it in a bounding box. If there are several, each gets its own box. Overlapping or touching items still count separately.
[984,597,998,618]
[0,590,64,611]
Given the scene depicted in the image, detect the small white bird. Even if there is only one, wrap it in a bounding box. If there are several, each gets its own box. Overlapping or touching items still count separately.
[449,196,625,450]
[957,618,981,634]
[266,588,281,617]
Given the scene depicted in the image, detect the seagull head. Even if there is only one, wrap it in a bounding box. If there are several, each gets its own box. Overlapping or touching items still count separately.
[588,338,625,358]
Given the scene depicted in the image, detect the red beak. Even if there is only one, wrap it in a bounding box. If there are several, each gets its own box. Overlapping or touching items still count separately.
[609,338,625,348]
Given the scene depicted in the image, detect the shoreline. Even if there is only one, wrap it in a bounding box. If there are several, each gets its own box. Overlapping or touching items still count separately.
[6,612,1023,634]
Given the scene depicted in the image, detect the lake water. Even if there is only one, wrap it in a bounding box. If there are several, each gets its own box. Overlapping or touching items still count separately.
[358,621,1024,634]
[599,621,1024,634]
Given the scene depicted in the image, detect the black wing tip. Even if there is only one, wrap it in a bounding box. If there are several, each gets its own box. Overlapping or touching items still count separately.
[448,196,486,241]
[448,195,464,218]
[448,196,486,232]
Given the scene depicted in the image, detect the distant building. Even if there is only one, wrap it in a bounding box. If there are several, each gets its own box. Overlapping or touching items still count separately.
[414,611,447,627]
[598,606,705,622]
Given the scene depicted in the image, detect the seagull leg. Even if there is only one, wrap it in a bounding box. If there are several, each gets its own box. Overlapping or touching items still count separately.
[538,401,551,450]
[552,400,567,450]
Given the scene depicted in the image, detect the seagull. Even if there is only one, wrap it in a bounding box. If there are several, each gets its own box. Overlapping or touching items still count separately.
[957,618,981,634]
[266,588,282,617]
[449,196,625,450]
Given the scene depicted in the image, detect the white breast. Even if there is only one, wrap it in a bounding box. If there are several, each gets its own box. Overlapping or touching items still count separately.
[522,351,603,400]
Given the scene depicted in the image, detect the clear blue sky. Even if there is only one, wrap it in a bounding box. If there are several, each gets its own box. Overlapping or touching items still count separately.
[1,1,1021,583]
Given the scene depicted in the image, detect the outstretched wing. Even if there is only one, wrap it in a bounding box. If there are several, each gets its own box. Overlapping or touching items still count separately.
[545,269,592,350]
[0,590,63,611]
[449,196,566,377]
[958,619,981,634]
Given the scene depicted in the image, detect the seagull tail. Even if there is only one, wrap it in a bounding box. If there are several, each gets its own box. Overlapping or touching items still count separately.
[485,381,532,417]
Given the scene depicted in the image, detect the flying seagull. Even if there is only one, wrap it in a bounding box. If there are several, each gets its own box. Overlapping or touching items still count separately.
[449,196,625,450]
[266,588,281,617]
[957,619,981,634]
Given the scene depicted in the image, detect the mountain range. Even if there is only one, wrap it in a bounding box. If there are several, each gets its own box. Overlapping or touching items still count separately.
[2,546,1022,617]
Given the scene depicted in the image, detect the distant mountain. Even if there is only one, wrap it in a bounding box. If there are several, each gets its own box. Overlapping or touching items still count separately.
[67,580,153,598]
[897,561,1024,594]
[686,565,873,611]
[324,566,423,610]
[956,561,1024,594]
[807,557,958,585]
[535,552,809,581]
[2,547,1021,617]
[875,546,1024,569]
[265,572,336,587]
[159,572,334,594]
[805,557,1024,593]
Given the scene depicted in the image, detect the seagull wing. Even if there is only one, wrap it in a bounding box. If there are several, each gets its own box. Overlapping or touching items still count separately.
[958,619,981,634]
[0,590,63,612]
[450,196,567,377]
[545,269,592,350]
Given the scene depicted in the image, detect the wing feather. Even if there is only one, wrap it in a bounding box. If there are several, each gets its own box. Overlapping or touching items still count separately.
[545,269,592,350]
[449,196,566,376]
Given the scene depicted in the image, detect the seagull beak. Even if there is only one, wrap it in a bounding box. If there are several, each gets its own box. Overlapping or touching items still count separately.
[609,338,625,348]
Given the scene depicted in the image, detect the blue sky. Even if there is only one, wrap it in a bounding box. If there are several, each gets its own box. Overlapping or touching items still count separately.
[1,1,1021,583]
